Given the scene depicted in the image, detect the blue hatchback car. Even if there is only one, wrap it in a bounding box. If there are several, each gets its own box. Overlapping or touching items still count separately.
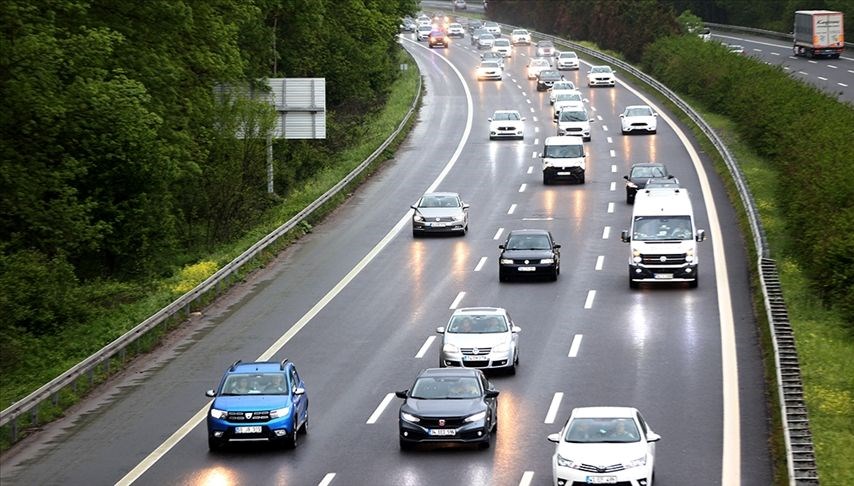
[205,360,308,451]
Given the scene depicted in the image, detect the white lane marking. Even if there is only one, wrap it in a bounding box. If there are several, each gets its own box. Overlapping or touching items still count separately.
[752,48,761,52]
[808,60,817,64]
[602,226,611,239]
[532,151,538,159]
[450,291,466,309]
[568,334,583,357]
[597,115,603,121]
[797,71,808,75]
[526,98,531,104]
[827,64,837,69]
[616,73,742,485]
[818,76,828,81]
[584,290,596,309]
[848,69,854,74]
[611,164,617,173]
[607,202,615,213]
[415,336,436,358]
[534,126,540,133]
[529,107,535,113]
[544,392,563,424]
[610,182,616,191]
[534,138,539,145]
[522,217,554,221]
[474,257,487,272]
[783,66,791,70]
[519,471,535,486]
[367,393,395,424]
[607,136,613,143]
[771,52,780,56]
[590,105,597,112]
[519,183,527,192]
[532,116,538,122]
[319,473,336,486]
[116,38,478,486]
[595,255,604,270]
[494,227,504,240]
[508,204,517,214]
[527,166,534,174]
[602,125,609,132]
[609,149,616,157]
[839,83,849,87]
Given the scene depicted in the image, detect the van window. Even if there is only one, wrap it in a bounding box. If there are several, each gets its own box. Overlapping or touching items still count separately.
[633,216,692,241]
[543,144,583,158]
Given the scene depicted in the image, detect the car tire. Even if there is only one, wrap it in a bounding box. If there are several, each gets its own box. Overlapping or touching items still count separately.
[550,269,558,281]
[627,193,634,204]
[630,279,640,290]
[651,129,657,134]
[300,415,308,435]
[507,362,516,375]
[579,173,585,184]
[622,129,628,135]
[479,434,491,449]
[208,437,223,452]
[584,136,591,142]
[287,427,299,449]
[543,173,550,185]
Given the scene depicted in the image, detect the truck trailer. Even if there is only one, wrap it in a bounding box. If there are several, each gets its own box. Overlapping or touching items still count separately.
[793,10,845,59]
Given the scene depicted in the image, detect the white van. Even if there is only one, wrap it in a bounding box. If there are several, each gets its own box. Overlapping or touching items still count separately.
[620,187,706,288]
[540,136,585,184]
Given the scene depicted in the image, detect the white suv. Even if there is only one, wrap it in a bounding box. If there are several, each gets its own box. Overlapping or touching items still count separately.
[437,307,521,374]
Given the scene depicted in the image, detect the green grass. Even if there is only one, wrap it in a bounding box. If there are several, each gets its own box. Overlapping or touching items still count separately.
[0,46,421,450]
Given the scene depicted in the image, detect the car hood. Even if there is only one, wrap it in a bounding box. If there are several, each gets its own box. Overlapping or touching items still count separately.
[501,249,554,259]
[555,441,649,467]
[444,332,511,348]
[415,207,464,218]
[213,394,292,411]
[624,115,655,123]
[403,398,485,417]
[490,120,522,129]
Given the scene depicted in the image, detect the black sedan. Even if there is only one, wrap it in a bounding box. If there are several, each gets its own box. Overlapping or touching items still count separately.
[536,70,563,91]
[396,368,498,450]
[623,162,672,204]
[498,229,561,281]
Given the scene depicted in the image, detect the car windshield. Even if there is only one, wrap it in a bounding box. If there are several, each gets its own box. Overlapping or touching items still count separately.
[630,165,668,179]
[632,215,693,241]
[544,144,583,158]
[481,61,500,69]
[532,59,549,67]
[539,41,553,47]
[560,52,577,58]
[560,110,587,122]
[480,34,494,41]
[419,195,459,208]
[556,93,582,102]
[540,71,560,79]
[626,107,653,117]
[448,314,509,333]
[221,373,289,396]
[410,376,482,399]
[552,82,575,90]
[494,39,510,46]
[513,30,528,35]
[591,66,611,73]
[506,234,551,250]
[564,418,641,443]
[493,112,520,121]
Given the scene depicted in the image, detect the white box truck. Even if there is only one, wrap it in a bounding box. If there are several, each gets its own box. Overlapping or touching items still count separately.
[540,135,586,184]
[621,187,706,289]
[793,10,845,59]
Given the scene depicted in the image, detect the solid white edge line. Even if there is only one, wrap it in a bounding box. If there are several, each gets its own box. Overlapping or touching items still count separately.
[415,336,436,358]
[544,392,564,424]
[319,473,336,486]
[568,334,583,357]
[616,74,741,485]
[450,291,466,309]
[474,256,487,272]
[367,393,395,424]
[602,226,611,239]
[519,471,535,486]
[584,290,596,309]
[493,227,504,240]
[116,36,476,486]
[595,255,604,271]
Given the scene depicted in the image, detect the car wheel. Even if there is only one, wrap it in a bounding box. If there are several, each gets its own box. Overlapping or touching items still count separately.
[399,438,415,451]
[478,434,491,449]
[651,129,657,134]
[543,173,550,185]
[626,193,634,204]
[622,129,628,135]
[208,437,223,452]
[584,136,591,142]
[579,173,585,184]
[287,427,299,449]
[550,269,558,281]
[630,279,640,290]
[507,362,516,375]
[300,415,308,435]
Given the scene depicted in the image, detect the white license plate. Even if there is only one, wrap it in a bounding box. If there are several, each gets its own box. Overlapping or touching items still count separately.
[429,222,447,227]
[429,428,456,436]
[518,266,536,272]
[464,355,489,361]
[235,426,262,434]
[586,476,617,484]
[557,171,572,175]
[654,273,673,279]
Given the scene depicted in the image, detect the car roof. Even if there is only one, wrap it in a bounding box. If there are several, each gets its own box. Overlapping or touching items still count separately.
[419,367,483,378]
[558,101,585,110]
[453,307,507,316]
[493,109,521,114]
[507,228,551,236]
[571,406,639,419]
[231,361,289,373]
[422,191,459,198]
[544,135,584,145]
[631,162,666,169]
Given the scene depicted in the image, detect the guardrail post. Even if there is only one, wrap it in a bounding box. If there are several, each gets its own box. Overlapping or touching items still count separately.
[11,417,18,442]
[30,406,38,427]
[52,392,59,407]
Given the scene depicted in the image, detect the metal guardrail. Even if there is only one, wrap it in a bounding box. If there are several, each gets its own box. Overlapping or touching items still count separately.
[0,53,423,442]
[496,21,819,485]
[706,21,853,50]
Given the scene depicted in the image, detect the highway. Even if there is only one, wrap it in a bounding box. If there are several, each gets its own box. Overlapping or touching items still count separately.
[1,30,773,486]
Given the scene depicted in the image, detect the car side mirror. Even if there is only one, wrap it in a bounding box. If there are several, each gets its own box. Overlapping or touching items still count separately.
[462,203,470,210]
[590,118,596,123]
[521,117,526,121]
[487,118,493,122]
[294,387,306,396]
[498,244,505,249]
[621,230,631,243]
[654,113,658,117]
[623,175,630,180]
[620,114,625,118]
[410,204,417,210]
[206,389,216,397]
[485,389,499,398]
[436,326,445,334]
[512,326,522,333]
[554,244,561,249]
[696,229,706,242]
[647,432,661,442]
[667,174,674,179]
[547,433,561,443]
[395,390,408,399]
[538,153,544,158]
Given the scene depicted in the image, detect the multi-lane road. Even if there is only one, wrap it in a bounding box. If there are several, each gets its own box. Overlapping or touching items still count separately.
[1,30,774,486]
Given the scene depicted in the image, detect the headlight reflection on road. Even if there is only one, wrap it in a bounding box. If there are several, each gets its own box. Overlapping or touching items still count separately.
[494,389,523,471]
[192,466,237,486]
[451,240,470,281]
[409,239,426,297]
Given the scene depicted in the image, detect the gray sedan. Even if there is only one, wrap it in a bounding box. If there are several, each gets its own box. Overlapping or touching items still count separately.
[411,192,469,237]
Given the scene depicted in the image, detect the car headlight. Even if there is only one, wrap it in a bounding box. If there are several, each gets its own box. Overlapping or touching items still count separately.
[464,411,487,423]
[269,406,291,418]
[556,454,582,469]
[442,343,459,354]
[540,258,554,264]
[632,248,642,263]
[624,455,647,469]
[210,408,227,419]
[499,258,513,265]
[413,214,424,222]
[401,412,421,423]
[686,248,695,263]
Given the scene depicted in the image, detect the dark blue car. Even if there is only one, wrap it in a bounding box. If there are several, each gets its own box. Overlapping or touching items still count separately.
[206,360,308,451]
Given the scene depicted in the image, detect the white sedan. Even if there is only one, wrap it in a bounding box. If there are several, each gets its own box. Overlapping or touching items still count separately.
[548,80,576,105]
[548,407,660,486]
[510,29,531,45]
[587,65,616,87]
[527,58,551,80]
[476,60,503,81]
[620,105,658,134]
[556,51,580,70]
[488,110,525,140]
[492,38,512,57]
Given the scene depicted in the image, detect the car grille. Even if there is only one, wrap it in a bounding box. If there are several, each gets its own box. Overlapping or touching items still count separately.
[630,122,649,127]
[496,126,517,132]
[418,416,467,428]
[640,253,687,265]
[226,411,271,422]
[461,347,492,355]
[576,463,626,474]
[426,216,455,222]
[593,76,612,82]
[561,127,583,132]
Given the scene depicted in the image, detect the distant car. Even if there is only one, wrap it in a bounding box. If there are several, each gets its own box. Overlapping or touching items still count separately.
[206,360,308,451]
[536,40,555,57]
[620,105,657,134]
[470,28,487,46]
[727,43,745,55]
[477,33,496,50]
[446,23,465,38]
[556,51,580,70]
[437,307,521,374]
[548,407,660,486]
[587,65,616,87]
[477,60,503,80]
[411,192,469,236]
[698,27,711,41]
[498,229,561,281]
[400,18,416,32]
[548,80,577,105]
[428,30,449,48]
[488,109,525,140]
[556,102,593,141]
[491,38,512,57]
[527,58,551,79]
[453,0,467,10]
[483,21,501,36]
[510,29,531,45]
[480,50,505,69]
[396,368,498,450]
[536,70,563,91]
[417,24,433,41]
[552,91,584,120]
[623,163,672,204]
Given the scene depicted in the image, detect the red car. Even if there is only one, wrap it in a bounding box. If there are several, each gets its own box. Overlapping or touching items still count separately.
[429,30,448,49]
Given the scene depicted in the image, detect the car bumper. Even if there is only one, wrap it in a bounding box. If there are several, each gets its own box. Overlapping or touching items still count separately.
[588,78,616,86]
[544,166,584,182]
[499,262,558,277]
[399,419,489,444]
[557,128,590,139]
[629,263,698,282]
[557,62,579,70]
[207,418,296,445]
[553,464,653,486]
[413,221,465,233]
[622,123,656,133]
[512,39,531,45]
[440,352,513,369]
[490,130,523,139]
[478,73,502,80]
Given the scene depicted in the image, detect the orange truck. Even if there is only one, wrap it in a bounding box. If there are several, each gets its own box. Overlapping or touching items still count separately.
[793,10,845,59]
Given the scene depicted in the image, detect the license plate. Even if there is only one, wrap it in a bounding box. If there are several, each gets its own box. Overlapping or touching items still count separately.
[557,171,572,175]
[235,426,262,434]
[654,273,673,279]
[429,222,447,227]
[586,477,617,484]
[429,428,456,436]
[518,266,536,272]
[464,355,489,361]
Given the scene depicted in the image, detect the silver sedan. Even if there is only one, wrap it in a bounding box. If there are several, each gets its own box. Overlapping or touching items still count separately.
[411,192,469,237]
